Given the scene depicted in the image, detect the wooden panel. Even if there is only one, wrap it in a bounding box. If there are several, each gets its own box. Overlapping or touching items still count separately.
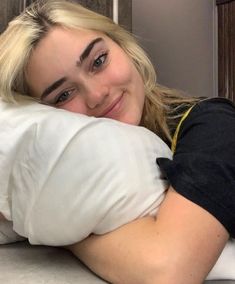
[74,0,132,31]
[119,0,132,31]
[75,0,112,18]
[0,0,37,33]
[0,0,22,33]
[26,0,36,6]
[217,0,234,5]
[0,0,132,34]
[217,1,235,102]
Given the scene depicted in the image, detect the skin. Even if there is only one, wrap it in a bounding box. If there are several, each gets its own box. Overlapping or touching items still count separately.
[70,190,228,283]
[26,27,145,126]
[26,26,229,283]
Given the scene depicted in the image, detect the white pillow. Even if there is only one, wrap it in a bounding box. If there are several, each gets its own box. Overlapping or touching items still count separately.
[1,99,235,281]
[0,99,171,246]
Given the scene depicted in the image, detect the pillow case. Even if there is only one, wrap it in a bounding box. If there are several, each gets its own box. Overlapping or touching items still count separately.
[0,98,171,245]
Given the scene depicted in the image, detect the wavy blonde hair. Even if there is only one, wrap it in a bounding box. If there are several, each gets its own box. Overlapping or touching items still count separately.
[0,0,200,143]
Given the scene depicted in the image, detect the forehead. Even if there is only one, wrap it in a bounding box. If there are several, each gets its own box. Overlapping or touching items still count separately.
[32,27,105,58]
[47,27,103,44]
[26,27,108,94]
[27,26,117,75]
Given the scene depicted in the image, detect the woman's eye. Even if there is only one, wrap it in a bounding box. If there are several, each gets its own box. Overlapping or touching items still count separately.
[55,90,72,105]
[93,53,107,70]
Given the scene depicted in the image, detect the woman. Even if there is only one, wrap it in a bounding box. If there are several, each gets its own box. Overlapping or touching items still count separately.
[0,0,234,283]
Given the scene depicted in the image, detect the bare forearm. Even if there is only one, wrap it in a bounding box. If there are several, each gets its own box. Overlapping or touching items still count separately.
[69,217,225,284]
[69,219,208,284]
[69,217,166,284]
[68,189,228,284]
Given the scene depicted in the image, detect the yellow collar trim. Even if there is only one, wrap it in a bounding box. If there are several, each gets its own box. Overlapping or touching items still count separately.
[171,105,195,154]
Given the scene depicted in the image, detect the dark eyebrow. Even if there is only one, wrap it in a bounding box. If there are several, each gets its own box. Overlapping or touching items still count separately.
[41,77,67,100]
[40,38,103,100]
[79,37,104,63]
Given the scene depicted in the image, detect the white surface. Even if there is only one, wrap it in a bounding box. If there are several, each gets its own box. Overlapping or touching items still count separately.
[0,241,107,284]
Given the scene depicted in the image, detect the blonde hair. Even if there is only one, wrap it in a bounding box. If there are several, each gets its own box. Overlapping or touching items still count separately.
[0,0,200,143]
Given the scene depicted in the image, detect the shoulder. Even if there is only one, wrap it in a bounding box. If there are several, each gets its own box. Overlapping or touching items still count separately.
[158,97,235,237]
[176,97,235,153]
[188,97,234,120]
[186,97,235,124]
[195,97,234,112]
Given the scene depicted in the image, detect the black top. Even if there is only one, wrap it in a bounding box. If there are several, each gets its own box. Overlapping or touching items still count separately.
[157,98,235,238]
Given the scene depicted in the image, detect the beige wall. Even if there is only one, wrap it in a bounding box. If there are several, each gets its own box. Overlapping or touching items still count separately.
[132,0,217,97]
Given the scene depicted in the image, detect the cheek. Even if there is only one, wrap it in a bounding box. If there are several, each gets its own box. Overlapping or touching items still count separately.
[60,96,87,114]
[107,63,134,86]
[106,50,135,85]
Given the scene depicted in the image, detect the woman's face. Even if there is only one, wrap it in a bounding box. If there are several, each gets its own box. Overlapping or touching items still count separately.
[26,27,145,125]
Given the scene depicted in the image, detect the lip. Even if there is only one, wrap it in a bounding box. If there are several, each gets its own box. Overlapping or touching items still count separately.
[100,93,124,118]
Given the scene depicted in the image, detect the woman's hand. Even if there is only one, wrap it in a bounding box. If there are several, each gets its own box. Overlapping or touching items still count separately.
[68,187,229,284]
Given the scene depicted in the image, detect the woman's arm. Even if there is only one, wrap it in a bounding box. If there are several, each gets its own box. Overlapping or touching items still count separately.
[68,187,229,284]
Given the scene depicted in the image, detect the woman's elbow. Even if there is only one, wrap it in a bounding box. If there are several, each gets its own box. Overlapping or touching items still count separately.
[138,250,207,284]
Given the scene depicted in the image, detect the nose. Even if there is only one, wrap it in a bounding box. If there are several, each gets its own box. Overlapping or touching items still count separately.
[84,80,109,109]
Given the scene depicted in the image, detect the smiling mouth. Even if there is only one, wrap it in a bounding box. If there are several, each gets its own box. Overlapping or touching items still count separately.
[100,93,124,118]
